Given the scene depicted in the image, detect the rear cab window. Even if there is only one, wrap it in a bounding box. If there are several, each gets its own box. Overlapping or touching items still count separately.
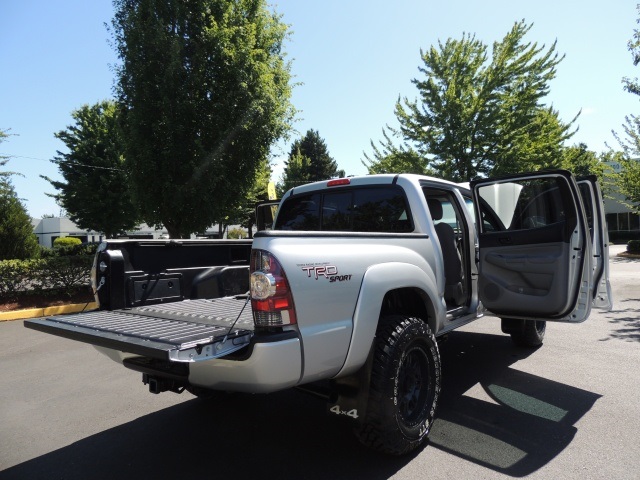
[275,186,413,233]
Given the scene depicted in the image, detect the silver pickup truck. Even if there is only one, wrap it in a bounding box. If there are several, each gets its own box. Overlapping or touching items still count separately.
[25,170,612,455]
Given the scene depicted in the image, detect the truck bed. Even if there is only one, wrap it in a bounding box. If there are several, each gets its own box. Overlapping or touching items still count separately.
[25,296,254,362]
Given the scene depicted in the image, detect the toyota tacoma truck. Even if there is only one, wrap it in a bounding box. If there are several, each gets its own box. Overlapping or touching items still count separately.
[25,170,612,455]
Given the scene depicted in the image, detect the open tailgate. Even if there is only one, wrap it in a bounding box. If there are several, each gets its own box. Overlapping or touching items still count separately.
[24,297,253,362]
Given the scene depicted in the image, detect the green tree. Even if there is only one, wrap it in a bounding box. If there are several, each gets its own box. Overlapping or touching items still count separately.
[240,158,272,237]
[614,4,640,211]
[367,21,576,182]
[44,101,139,238]
[560,143,619,197]
[278,129,343,194]
[0,129,17,182]
[617,157,640,214]
[561,143,599,177]
[222,157,272,238]
[0,129,40,260]
[112,0,295,239]
[622,4,640,98]
[362,129,433,175]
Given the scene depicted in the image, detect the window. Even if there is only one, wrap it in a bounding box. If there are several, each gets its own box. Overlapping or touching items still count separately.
[476,177,572,233]
[275,187,412,233]
[619,212,630,231]
[275,193,321,230]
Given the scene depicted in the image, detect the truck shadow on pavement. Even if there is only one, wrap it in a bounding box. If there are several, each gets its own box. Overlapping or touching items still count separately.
[1,332,600,480]
[432,331,601,477]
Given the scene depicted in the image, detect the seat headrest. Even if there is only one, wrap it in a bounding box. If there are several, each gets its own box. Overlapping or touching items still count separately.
[427,198,443,221]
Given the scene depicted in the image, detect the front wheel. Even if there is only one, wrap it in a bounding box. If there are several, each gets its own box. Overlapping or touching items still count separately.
[355,315,441,455]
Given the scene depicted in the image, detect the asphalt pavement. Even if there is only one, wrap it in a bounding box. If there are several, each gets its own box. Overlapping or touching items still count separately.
[0,245,638,479]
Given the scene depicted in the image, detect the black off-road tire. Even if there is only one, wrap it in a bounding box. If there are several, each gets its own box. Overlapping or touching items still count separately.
[501,318,546,347]
[355,315,441,455]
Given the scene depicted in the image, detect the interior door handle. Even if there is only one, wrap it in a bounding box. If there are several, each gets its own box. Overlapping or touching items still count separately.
[498,236,513,245]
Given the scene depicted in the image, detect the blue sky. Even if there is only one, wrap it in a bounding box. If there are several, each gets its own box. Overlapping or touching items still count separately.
[0,0,637,218]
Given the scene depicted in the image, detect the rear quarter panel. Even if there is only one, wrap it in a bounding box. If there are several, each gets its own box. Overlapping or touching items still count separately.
[253,234,441,383]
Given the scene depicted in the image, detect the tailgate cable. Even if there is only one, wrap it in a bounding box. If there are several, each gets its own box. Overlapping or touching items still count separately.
[216,292,251,353]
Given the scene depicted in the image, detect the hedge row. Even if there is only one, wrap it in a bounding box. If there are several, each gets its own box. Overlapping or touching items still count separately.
[0,256,93,300]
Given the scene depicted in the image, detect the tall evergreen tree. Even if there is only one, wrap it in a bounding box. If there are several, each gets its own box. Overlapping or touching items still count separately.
[112,0,295,238]
[278,129,343,193]
[44,101,139,238]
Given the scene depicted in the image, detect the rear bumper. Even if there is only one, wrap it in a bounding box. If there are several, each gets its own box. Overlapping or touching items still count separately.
[95,332,303,394]
[188,335,302,393]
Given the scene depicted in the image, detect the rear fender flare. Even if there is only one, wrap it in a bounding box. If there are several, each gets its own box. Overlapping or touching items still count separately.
[336,262,443,377]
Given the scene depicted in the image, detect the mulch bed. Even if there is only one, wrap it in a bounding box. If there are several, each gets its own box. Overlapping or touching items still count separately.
[0,289,95,312]
[617,251,640,259]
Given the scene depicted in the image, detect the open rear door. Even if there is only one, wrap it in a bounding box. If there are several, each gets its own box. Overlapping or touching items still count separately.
[471,170,592,323]
[577,176,613,311]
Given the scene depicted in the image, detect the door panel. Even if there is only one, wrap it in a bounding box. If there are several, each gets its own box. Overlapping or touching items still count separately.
[472,170,592,323]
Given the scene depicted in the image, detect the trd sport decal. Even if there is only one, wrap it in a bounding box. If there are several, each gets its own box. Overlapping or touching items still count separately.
[298,263,353,283]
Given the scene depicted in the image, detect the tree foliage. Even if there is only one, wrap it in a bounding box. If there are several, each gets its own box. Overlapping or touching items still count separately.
[1,129,13,182]
[278,129,343,194]
[227,157,272,237]
[0,129,40,261]
[365,21,576,181]
[560,143,614,180]
[617,157,640,214]
[614,4,640,211]
[623,4,640,98]
[362,129,433,175]
[44,101,139,238]
[112,0,295,239]
[0,182,40,261]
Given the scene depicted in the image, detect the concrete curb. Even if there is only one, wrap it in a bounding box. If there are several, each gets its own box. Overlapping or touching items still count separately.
[0,302,98,322]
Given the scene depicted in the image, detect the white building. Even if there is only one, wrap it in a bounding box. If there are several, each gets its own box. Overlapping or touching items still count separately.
[33,217,104,248]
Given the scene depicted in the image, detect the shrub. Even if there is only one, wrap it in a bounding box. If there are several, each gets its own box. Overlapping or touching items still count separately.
[0,255,92,300]
[227,227,247,239]
[53,237,82,248]
[39,246,55,258]
[54,242,99,257]
[37,255,93,295]
[628,240,640,253]
[0,259,45,299]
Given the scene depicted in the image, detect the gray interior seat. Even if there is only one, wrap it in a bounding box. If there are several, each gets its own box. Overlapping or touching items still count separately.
[427,198,465,307]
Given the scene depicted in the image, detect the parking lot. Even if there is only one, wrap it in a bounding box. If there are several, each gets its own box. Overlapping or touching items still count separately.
[1,245,638,479]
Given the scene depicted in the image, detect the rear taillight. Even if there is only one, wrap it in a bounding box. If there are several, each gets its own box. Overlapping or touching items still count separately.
[250,250,297,328]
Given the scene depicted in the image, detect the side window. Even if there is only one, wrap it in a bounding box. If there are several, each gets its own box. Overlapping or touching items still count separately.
[476,177,572,233]
[462,195,503,232]
[275,193,321,230]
